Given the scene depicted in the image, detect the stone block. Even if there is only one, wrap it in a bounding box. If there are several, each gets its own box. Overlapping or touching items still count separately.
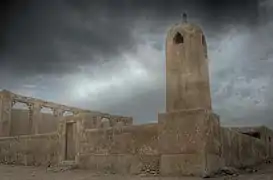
[160,154,204,176]
[78,154,160,175]
[78,154,133,174]
[205,154,224,174]
[158,109,223,176]
[158,109,220,154]
[130,154,160,175]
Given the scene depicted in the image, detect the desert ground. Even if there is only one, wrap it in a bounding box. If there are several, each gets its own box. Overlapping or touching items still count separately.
[1,161,273,180]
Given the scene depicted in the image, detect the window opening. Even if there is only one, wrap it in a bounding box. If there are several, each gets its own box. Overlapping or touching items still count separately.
[202,35,205,46]
[242,132,261,139]
[173,32,184,44]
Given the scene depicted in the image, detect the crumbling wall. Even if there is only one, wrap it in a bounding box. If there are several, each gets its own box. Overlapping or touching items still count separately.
[259,126,273,158]
[10,109,30,136]
[39,113,57,134]
[0,133,59,166]
[78,123,159,174]
[10,109,58,135]
[0,90,101,137]
[220,127,266,168]
[158,109,223,176]
[229,126,273,159]
[81,112,133,129]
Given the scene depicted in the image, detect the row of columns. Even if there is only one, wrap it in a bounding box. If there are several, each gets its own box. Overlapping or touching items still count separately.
[0,91,76,137]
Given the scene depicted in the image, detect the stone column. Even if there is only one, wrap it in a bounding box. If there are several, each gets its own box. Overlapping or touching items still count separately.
[53,108,64,119]
[57,115,66,163]
[0,90,12,137]
[75,115,85,165]
[28,102,42,134]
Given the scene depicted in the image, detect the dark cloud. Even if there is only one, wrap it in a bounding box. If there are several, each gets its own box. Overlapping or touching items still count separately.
[0,0,261,76]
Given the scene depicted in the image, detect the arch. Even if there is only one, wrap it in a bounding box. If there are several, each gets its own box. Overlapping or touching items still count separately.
[202,35,206,46]
[201,34,208,58]
[40,107,53,114]
[100,117,110,129]
[12,101,29,110]
[63,111,73,117]
[116,121,124,127]
[11,101,30,135]
[173,32,184,44]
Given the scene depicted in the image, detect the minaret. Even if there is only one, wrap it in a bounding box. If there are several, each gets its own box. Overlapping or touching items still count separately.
[165,14,211,112]
[158,17,221,177]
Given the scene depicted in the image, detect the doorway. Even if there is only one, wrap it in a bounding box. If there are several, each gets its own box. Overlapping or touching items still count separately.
[65,122,76,161]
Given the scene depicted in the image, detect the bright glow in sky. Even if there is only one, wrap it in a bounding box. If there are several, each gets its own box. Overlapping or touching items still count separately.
[71,50,153,101]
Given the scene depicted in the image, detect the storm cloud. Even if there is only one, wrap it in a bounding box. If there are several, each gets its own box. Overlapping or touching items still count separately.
[1,0,273,127]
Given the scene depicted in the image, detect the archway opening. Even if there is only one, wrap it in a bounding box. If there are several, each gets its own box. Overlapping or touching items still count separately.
[11,101,30,135]
[173,32,184,44]
[41,107,53,114]
[63,111,73,117]
[40,107,56,134]
[202,35,206,46]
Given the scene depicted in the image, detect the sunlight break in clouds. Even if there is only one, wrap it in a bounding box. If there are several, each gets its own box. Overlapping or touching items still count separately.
[69,41,163,105]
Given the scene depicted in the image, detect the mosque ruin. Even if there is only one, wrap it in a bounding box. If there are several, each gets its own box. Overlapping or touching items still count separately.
[0,20,272,177]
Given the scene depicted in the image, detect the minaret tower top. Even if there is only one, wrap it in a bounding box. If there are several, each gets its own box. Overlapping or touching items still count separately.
[165,16,211,112]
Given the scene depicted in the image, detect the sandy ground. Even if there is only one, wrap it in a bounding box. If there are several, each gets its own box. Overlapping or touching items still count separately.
[1,163,273,180]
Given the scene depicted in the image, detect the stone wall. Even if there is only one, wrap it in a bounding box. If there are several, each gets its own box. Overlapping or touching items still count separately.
[0,108,272,177]
[0,133,59,166]
[229,126,273,159]
[77,123,159,174]
[10,109,30,136]
[158,109,222,176]
[74,110,271,176]
[220,127,266,168]
[254,126,273,158]
[39,113,58,134]
[263,127,273,158]
[0,89,102,137]
[81,112,133,129]
[10,109,58,135]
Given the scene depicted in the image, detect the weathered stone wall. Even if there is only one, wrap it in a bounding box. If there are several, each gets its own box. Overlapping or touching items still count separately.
[229,126,273,159]
[158,109,223,176]
[0,89,102,137]
[39,113,58,134]
[220,127,266,168]
[78,123,159,174]
[0,133,59,166]
[10,109,58,135]
[0,90,12,137]
[81,112,133,129]
[10,109,30,136]
[258,126,273,158]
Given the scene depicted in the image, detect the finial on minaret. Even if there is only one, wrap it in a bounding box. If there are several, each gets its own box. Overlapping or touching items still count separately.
[182,12,187,23]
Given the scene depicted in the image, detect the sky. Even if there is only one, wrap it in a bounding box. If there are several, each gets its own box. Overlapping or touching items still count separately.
[1,0,273,127]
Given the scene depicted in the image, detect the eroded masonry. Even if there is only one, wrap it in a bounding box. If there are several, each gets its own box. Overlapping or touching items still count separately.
[0,21,273,177]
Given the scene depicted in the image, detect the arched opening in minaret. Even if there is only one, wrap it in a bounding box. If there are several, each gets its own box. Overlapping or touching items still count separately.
[201,34,208,58]
[202,35,205,46]
[173,32,184,44]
